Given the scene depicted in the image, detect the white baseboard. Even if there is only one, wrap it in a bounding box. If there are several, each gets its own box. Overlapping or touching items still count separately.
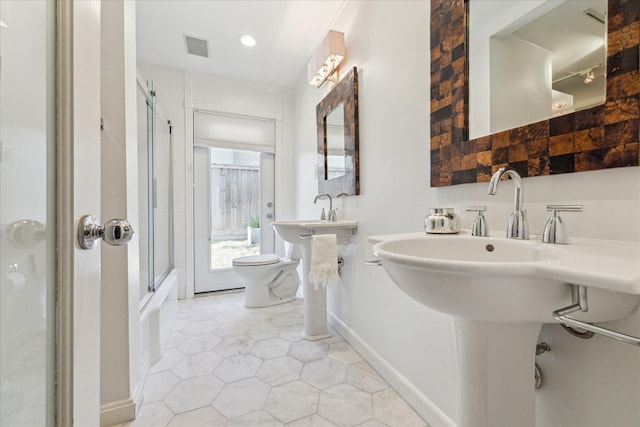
[328,312,457,427]
[100,397,136,427]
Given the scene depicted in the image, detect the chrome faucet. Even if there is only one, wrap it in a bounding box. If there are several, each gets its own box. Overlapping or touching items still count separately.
[487,167,529,239]
[314,193,335,221]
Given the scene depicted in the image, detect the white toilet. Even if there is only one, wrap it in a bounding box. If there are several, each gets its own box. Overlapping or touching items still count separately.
[232,248,300,308]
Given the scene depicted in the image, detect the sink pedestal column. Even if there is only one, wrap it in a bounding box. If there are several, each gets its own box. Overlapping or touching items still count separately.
[299,243,331,340]
[454,318,542,427]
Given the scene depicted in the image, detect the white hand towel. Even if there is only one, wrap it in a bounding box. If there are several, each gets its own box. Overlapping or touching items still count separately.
[308,234,339,290]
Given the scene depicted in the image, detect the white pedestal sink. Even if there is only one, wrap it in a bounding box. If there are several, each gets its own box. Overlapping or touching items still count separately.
[371,231,640,427]
[272,220,357,340]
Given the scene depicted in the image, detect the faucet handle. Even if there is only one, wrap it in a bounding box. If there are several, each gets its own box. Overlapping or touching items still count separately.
[543,205,584,244]
[465,206,488,236]
[545,205,584,214]
[465,206,487,212]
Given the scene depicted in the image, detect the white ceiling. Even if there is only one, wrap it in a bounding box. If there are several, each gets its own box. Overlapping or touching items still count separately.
[135,0,347,89]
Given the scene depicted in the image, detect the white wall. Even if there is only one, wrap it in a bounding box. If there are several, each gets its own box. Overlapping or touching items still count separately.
[290,1,640,427]
[490,35,552,134]
[100,1,142,425]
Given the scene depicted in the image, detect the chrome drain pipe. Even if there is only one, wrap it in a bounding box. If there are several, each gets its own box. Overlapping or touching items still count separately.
[534,364,543,389]
[534,342,550,390]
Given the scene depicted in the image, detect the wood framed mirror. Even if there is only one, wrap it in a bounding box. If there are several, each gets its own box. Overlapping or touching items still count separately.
[430,0,639,187]
[316,66,359,196]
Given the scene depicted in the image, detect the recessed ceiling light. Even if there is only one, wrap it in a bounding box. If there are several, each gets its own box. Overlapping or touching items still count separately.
[238,34,256,47]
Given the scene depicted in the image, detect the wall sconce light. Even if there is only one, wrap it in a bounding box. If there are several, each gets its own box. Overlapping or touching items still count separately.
[308,30,345,88]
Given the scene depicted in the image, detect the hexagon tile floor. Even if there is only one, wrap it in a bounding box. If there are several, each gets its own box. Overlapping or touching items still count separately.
[113,291,429,427]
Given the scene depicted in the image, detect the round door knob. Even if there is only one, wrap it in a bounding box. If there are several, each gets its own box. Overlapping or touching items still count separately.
[78,215,134,250]
[102,219,135,246]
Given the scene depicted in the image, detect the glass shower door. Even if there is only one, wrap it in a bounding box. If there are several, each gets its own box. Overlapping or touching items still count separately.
[0,1,56,425]
[137,77,174,305]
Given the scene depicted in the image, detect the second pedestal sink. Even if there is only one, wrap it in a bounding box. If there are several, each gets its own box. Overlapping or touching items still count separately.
[273,220,357,340]
[371,231,640,427]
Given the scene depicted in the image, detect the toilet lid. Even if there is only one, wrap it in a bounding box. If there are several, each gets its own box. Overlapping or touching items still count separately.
[232,253,281,266]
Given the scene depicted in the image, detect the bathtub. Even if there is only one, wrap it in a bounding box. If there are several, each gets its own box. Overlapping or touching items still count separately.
[139,269,179,373]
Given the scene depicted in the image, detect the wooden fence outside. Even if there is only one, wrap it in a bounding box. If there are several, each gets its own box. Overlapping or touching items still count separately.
[210,165,260,240]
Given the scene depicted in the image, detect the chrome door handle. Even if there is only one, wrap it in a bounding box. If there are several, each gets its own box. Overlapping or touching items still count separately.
[77,215,134,250]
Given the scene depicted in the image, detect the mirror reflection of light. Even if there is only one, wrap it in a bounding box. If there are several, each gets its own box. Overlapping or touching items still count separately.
[551,90,573,116]
[584,70,595,84]
[238,34,256,47]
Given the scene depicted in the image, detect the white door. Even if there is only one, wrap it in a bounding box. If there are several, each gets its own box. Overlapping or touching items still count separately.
[260,152,276,252]
[1,1,104,426]
[62,0,106,426]
[58,1,104,424]
[194,146,276,293]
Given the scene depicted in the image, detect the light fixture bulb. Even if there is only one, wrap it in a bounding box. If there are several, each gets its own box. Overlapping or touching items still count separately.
[584,70,595,84]
[238,34,256,47]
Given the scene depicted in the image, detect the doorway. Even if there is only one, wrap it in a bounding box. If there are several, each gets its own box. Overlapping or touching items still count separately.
[194,146,275,293]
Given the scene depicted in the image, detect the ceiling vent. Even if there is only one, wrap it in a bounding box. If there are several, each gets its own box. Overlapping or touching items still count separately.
[184,35,209,58]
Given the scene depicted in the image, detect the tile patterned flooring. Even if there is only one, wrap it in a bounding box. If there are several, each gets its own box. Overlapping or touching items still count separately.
[115,291,428,427]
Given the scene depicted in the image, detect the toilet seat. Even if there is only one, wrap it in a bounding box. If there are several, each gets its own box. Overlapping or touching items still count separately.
[232,253,280,266]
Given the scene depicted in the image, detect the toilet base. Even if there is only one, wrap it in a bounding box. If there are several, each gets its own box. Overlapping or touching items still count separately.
[242,269,300,308]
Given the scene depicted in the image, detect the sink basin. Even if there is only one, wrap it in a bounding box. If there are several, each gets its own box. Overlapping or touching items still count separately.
[371,232,640,427]
[372,234,640,323]
[273,220,357,340]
